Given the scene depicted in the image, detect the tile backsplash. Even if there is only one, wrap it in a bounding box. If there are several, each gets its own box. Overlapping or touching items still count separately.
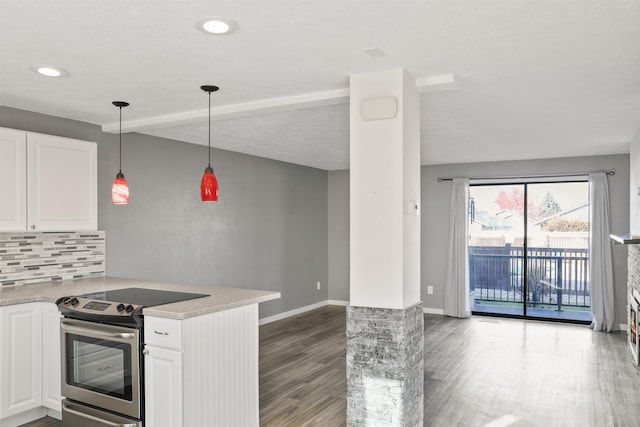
[0,231,105,287]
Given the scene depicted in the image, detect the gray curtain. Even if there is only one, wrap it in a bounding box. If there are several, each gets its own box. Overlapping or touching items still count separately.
[444,178,471,318]
[589,172,616,331]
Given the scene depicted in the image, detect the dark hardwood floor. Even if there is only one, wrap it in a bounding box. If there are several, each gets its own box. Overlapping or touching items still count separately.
[19,417,59,427]
[23,306,640,426]
[259,305,347,426]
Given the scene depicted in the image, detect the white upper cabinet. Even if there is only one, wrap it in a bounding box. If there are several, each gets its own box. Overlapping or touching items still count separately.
[0,127,97,232]
[27,132,97,231]
[0,128,27,231]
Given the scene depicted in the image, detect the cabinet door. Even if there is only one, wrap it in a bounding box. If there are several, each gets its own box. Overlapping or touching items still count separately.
[0,303,43,419]
[0,127,27,231]
[41,303,62,412]
[144,346,183,427]
[26,132,97,231]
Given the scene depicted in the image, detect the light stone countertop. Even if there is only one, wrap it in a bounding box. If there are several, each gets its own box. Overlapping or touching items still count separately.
[0,276,281,320]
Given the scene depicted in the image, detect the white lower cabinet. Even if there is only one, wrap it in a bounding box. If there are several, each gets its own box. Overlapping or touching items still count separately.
[0,302,62,426]
[144,316,184,427]
[0,303,43,419]
[144,304,260,426]
[41,303,62,413]
[144,346,183,427]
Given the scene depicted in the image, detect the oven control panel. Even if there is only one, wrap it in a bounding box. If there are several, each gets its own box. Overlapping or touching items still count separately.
[58,296,143,317]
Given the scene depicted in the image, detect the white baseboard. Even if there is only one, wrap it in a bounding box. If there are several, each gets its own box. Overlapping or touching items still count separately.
[620,323,628,331]
[1,407,47,427]
[259,300,608,326]
[260,299,445,324]
[259,300,329,325]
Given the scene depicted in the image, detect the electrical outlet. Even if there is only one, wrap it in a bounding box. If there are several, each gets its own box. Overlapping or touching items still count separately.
[427,286,433,295]
[316,281,321,290]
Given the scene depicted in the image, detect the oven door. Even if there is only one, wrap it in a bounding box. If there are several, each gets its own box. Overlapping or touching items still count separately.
[61,318,141,419]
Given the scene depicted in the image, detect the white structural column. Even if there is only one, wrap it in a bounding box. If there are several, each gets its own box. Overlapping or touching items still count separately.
[348,68,423,426]
[350,68,421,309]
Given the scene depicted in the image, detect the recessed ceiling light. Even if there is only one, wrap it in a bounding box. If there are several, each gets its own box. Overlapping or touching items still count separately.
[196,16,237,35]
[33,65,68,77]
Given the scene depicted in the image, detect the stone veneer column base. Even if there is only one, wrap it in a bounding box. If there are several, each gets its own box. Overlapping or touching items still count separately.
[346,304,424,426]
[629,245,640,296]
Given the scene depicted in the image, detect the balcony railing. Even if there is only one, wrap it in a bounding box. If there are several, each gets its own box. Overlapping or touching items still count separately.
[469,245,590,311]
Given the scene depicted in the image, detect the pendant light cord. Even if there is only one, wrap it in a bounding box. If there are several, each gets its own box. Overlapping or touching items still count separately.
[199,85,217,172]
[208,90,212,167]
[118,106,123,173]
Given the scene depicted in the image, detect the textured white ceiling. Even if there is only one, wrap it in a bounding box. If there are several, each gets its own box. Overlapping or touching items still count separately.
[1,0,639,170]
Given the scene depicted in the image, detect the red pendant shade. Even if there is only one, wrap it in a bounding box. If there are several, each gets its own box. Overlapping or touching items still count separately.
[200,165,219,201]
[112,172,130,205]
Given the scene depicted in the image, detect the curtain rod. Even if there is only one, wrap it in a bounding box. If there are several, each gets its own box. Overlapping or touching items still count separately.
[437,169,616,182]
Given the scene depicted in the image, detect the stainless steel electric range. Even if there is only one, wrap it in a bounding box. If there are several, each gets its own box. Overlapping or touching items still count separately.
[56,287,208,427]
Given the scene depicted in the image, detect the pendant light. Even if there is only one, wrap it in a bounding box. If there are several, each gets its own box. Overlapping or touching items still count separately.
[200,85,219,202]
[111,101,130,205]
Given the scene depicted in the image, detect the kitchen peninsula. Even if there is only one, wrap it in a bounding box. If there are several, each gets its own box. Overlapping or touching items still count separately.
[0,276,280,427]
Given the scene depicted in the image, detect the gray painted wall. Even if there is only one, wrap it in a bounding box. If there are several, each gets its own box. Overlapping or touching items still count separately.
[0,106,329,318]
[328,154,630,325]
[328,170,349,301]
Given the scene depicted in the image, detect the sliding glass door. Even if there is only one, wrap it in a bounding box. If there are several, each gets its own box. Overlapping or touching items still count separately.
[469,181,591,322]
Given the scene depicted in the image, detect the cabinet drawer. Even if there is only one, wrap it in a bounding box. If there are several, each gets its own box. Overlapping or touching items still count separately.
[144,317,182,350]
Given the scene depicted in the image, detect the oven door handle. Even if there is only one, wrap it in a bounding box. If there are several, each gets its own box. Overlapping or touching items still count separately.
[63,401,139,427]
[61,319,136,340]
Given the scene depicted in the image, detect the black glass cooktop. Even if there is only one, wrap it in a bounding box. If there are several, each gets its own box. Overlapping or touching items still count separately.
[80,287,209,308]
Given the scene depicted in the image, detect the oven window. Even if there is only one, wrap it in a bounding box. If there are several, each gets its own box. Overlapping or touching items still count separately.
[65,333,133,401]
